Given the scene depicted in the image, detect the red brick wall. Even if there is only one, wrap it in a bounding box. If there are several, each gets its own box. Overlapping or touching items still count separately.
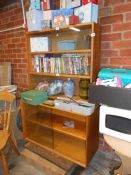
[0,1,131,92]
[99,0,131,68]
[0,2,28,92]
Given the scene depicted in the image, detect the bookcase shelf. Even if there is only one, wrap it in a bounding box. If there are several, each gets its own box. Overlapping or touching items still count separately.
[30,49,91,55]
[21,22,100,167]
[29,72,90,79]
[26,22,94,36]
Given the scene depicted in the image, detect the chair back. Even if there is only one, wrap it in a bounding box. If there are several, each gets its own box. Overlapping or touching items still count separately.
[0,91,15,132]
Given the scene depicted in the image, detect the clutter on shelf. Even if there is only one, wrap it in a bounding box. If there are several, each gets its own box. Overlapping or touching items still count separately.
[32,54,90,75]
[26,0,99,32]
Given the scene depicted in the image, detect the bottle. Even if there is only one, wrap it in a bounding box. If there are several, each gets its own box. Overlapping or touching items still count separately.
[79,79,90,99]
[63,78,75,97]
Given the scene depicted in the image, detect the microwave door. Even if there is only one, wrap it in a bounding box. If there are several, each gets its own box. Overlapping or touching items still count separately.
[105,115,131,135]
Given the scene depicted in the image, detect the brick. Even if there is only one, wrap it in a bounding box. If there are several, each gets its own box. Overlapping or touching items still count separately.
[13,59,21,63]
[16,43,25,48]
[101,33,121,41]
[8,44,16,48]
[124,31,131,39]
[13,49,22,53]
[112,40,131,48]
[110,58,131,65]
[101,25,111,33]
[113,22,131,31]
[18,63,27,68]
[12,38,21,43]
[104,0,124,6]
[99,7,112,18]
[100,15,123,25]
[100,58,110,65]
[101,42,111,49]
[120,49,131,56]
[13,68,22,73]
[16,53,26,58]
[113,3,131,14]
[101,49,119,57]
[126,12,131,21]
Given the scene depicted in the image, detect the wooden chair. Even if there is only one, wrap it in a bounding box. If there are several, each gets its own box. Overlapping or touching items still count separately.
[0,91,20,175]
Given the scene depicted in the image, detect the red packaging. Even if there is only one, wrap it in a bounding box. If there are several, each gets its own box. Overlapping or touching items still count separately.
[69,15,80,25]
[42,0,52,10]
[82,0,98,5]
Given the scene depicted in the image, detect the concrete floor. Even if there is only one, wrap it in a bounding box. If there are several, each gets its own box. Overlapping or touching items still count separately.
[0,145,121,175]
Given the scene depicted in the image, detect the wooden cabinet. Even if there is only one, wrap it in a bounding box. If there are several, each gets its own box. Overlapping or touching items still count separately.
[21,102,99,167]
[21,22,100,167]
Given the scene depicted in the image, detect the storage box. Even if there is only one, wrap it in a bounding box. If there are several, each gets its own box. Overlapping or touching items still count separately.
[82,0,98,5]
[52,9,73,28]
[54,100,72,111]
[60,0,66,9]
[43,10,52,20]
[71,101,95,116]
[74,3,98,23]
[42,0,52,10]
[57,40,75,50]
[98,68,131,86]
[30,0,41,10]
[30,37,49,52]
[26,9,43,31]
[69,15,80,25]
[21,90,48,105]
[88,84,131,110]
[66,0,81,8]
[41,20,51,29]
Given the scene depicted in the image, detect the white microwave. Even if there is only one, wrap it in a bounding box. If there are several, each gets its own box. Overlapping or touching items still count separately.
[99,105,131,142]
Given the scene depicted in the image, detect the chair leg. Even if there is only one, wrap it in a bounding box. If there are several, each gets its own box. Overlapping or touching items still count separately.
[1,150,9,175]
[9,137,20,155]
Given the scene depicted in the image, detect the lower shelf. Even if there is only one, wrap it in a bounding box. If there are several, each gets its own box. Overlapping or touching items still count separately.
[26,121,53,149]
[54,131,86,165]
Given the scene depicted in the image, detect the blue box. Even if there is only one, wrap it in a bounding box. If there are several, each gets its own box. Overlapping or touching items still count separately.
[52,8,73,27]
[74,3,98,23]
[57,40,75,50]
[26,10,43,31]
[30,0,41,10]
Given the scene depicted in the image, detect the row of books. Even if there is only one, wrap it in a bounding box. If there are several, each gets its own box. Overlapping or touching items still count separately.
[32,55,90,75]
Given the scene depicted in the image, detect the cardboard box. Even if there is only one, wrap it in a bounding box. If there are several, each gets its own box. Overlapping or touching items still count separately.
[60,0,66,9]
[30,37,50,52]
[66,0,81,8]
[82,0,98,5]
[42,0,52,10]
[41,20,51,29]
[0,62,11,86]
[26,9,43,31]
[74,3,98,23]
[52,8,73,28]
[69,15,80,25]
[43,10,52,20]
[30,0,41,10]
[88,84,131,110]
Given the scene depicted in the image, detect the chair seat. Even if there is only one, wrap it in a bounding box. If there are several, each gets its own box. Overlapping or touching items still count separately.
[0,131,10,150]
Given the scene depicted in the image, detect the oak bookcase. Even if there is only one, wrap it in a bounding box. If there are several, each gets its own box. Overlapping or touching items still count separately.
[21,22,100,167]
